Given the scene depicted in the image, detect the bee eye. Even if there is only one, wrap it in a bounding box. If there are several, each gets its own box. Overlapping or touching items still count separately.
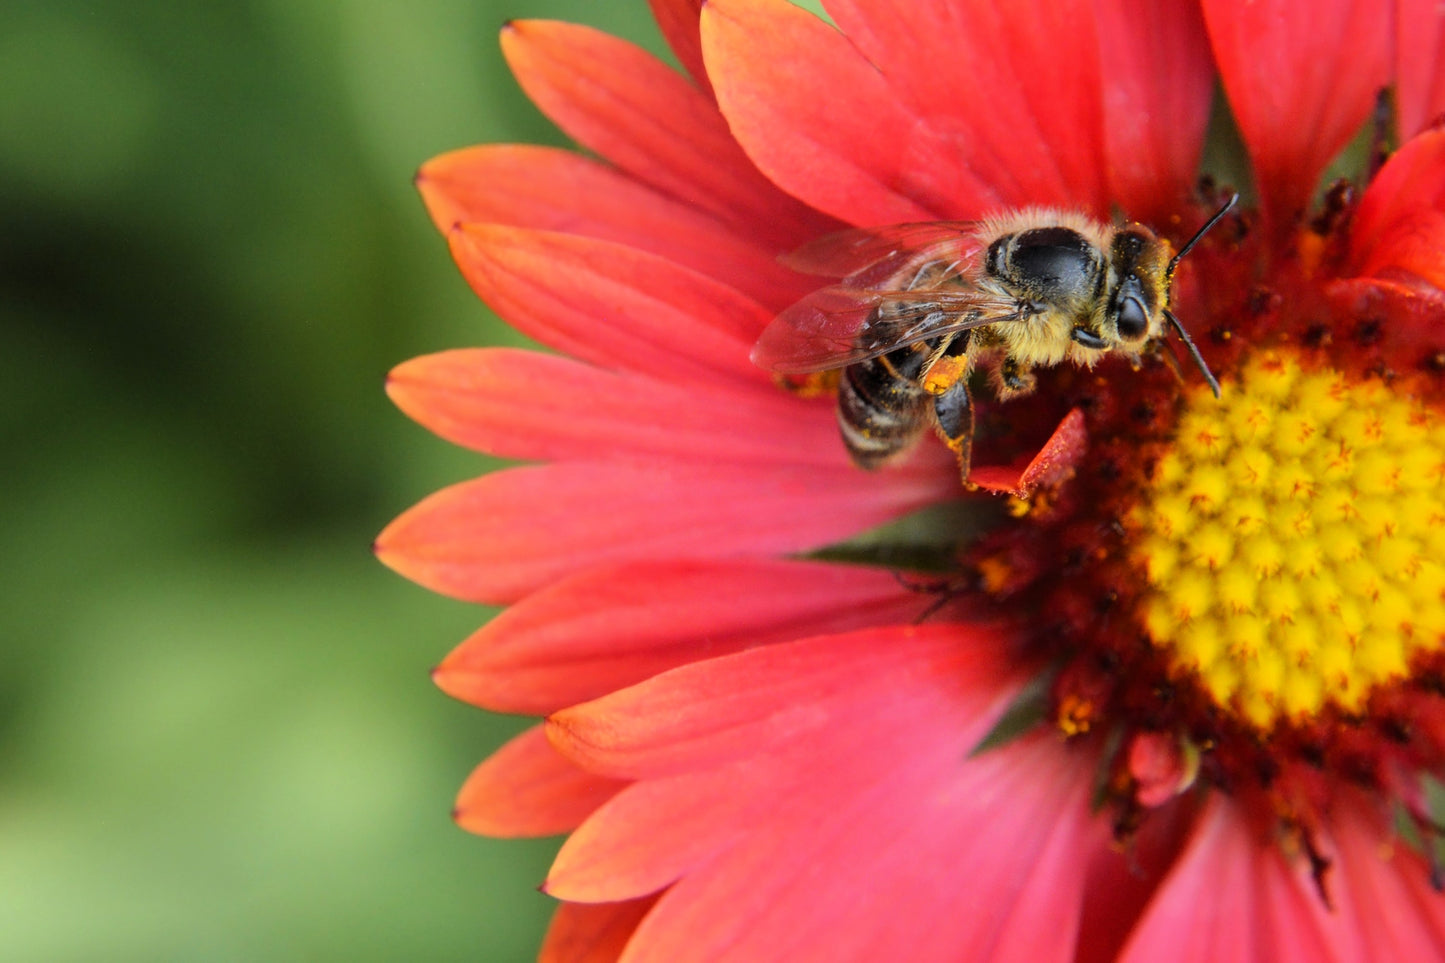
[1116,295,1149,341]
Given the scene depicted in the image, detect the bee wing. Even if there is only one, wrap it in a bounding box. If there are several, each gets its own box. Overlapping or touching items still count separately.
[782,221,983,278]
[751,286,1026,374]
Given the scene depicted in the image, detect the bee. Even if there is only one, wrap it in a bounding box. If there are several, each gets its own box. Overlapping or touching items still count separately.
[752,196,1236,483]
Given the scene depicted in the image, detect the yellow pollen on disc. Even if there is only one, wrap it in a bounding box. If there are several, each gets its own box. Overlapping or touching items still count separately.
[1130,350,1445,730]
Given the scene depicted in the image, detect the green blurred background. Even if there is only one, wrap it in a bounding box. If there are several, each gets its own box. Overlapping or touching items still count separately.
[0,1,680,959]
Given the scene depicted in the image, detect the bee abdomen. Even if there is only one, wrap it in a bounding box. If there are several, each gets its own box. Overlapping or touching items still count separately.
[837,354,928,468]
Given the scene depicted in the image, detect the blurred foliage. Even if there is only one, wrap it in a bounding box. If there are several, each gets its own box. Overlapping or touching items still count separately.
[0,0,667,958]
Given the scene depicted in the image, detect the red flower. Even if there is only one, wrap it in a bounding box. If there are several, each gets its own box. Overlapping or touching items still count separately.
[378,1,1445,958]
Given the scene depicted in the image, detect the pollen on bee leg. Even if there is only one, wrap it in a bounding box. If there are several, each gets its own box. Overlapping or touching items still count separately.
[772,370,839,397]
[922,355,969,395]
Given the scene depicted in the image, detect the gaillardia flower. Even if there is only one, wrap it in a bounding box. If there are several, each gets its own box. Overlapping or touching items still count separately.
[378,0,1445,958]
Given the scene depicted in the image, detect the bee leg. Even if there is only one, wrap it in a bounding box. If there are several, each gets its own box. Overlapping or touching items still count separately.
[932,379,974,483]
[921,334,971,396]
[916,334,974,481]
[994,356,1036,399]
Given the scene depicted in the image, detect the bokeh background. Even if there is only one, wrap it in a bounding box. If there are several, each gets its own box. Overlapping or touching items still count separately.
[0,1,709,959]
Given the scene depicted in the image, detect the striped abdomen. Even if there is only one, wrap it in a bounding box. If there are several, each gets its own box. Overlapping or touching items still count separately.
[836,342,934,468]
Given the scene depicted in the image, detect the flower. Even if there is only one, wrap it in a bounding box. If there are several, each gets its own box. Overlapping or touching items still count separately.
[377,0,1445,958]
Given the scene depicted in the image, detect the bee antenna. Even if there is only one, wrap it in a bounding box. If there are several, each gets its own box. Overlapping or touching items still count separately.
[1167,192,1239,279]
[1164,308,1221,399]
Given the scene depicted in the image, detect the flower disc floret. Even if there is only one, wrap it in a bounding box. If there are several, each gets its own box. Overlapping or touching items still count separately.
[1130,350,1445,729]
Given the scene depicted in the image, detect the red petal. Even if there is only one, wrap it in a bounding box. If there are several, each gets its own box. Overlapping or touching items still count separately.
[387,349,843,466]
[1326,799,1445,956]
[545,770,745,901]
[1122,795,1445,959]
[539,895,659,963]
[453,725,627,838]
[546,623,1022,781]
[969,407,1088,496]
[542,624,1031,905]
[646,0,711,98]
[1395,0,1445,139]
[447,224,768,386]
[376,460,955,604]
[628,738,1103,963]
[702,0,998,224]
[435,558,930,715]
[500,20,827,249]
[824,0,1110,214]
[1118,797,1339,962]
[1076,800,1196,963]
[1326,277,1445,378]
[1348,126,1445,292]
[1202,0,1391,232]
[416,145,811,308]
[554,726,1110,961]
[543,626,1123,960]
[1093,0,1214,222]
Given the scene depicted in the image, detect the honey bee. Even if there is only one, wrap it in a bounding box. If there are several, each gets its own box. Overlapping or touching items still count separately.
[752,196,1236,483]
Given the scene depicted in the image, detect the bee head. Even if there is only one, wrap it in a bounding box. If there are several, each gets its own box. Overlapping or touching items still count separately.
[1102,227,1171,347]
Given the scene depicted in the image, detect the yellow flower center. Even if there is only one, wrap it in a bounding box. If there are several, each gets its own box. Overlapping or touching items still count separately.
[1129,350,1445,730]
